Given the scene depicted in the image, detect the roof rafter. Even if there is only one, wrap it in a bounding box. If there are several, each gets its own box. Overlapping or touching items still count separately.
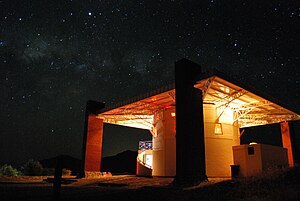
[97,75,300,129]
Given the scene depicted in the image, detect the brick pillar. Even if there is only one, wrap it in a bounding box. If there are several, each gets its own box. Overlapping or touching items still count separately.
[280,121,294,167]
[173,59,207,186]
[80,101,105,177]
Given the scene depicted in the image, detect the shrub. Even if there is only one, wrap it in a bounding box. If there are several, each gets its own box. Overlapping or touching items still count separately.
[0,164,21,176]
[42,168,55,176]
[62,168,72,176]
[23,159,43,176]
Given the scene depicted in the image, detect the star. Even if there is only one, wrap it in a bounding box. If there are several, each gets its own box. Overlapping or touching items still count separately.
[0,0,298,166]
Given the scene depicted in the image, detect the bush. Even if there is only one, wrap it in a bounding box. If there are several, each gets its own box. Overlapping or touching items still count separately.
[23,159,43,176]
[62,168,72,176]
[0,164,21,176]
[42,168,55,176]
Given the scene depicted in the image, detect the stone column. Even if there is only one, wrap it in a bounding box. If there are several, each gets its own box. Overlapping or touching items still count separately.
[173,59,207,186]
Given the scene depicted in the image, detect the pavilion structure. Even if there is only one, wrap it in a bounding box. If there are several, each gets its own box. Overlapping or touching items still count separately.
[81,59,300,185]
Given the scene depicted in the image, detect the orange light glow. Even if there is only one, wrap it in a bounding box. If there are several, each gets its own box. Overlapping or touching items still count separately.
[171,112,176,117]
[214,122,223,134]
[239,129,245,137]
[280,122,294,167]
[150,127,158,137]
[151,97,157,101]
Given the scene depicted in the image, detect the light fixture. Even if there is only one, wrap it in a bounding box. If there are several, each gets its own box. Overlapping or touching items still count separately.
[214,122,223,134]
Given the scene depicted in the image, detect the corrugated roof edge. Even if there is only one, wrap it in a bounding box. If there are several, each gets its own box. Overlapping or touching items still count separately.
[98,83,175,114]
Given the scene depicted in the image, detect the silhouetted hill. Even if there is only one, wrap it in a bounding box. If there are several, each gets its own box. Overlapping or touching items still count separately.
[39,150,138,176]
[101,150,137,174]
[39,155,81,175]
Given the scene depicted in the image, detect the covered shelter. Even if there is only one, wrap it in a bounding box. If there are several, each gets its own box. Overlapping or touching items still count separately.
[81,59,300,185]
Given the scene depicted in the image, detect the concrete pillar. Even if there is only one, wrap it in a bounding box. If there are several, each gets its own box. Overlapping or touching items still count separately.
[84,115,104,172]
[289,121,300,165]
[174,59,207,186]
[81,101,105,177]
[280,121,294,167]
[163,108,176,176]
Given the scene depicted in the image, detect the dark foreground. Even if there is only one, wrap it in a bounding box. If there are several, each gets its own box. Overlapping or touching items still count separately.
[1,166,299,201]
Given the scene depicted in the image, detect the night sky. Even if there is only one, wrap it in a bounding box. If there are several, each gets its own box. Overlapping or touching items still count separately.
[0,0,299,165]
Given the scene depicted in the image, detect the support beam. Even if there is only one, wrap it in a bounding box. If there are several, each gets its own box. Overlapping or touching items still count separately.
[280,121,294,167]
[84,116,104,171]
[201,77,214,99]
[80,101,105,177]
[173,58,207,186]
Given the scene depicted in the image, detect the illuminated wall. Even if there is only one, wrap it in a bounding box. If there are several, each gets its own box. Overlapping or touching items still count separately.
[203,104,240,177]
[136,149,153,176]
[151,104,239,177]
[152,107,176,176]
[233,144,288,177]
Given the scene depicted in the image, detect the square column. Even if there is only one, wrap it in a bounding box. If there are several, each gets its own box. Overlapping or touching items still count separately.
[174,59,207,186]
[280,121,294,167]
[80,101,105,177]
[84,115,104,172]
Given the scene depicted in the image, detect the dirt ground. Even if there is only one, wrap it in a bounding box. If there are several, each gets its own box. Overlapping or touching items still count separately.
[0,175,229,201]
[1,170,299,201]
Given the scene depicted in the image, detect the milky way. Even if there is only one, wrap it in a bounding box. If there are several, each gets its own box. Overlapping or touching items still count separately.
[0,0,299,164]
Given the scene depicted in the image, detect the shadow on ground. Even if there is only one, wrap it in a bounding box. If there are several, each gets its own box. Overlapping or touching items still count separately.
[1,166,300,201]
